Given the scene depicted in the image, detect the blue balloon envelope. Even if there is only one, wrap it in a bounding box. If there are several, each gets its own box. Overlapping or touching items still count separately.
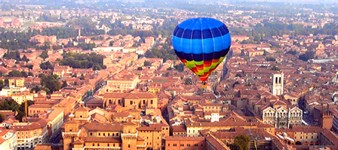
[172,18,231,82]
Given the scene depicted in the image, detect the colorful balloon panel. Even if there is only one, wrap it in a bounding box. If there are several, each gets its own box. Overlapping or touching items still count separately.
[172,18,231,82]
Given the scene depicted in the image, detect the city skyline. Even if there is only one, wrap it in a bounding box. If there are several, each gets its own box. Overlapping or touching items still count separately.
[0,1,337,150]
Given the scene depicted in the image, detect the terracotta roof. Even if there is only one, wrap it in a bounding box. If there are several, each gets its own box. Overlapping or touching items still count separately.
[137,124,166,131]
[83,122,123,132]
[171,125,186,133]
[12,119,47,131]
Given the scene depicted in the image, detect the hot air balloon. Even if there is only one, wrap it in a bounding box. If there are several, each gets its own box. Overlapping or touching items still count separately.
[172,17,231,86]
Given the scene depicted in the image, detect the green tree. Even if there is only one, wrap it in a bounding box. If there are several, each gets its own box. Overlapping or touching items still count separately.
[39,51,49,60]
[40,74,61,94]
[299,51,315,61]
[0,80,4,90]
[4,79,9,87]
[40,61,54,70]
[144,61,152,67]
[271,66,280,71]
[7,70,22,77]
[174,64,184,72]
[265,57,276,61]
[61,81,68,88]
[0,114,4,123]
[184,78,193,85]
[60,52,105,70]
[229,135,251,150]
[21,55,29,62]
[3,50,21,61]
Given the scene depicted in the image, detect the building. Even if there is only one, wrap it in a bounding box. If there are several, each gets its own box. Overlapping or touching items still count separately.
[12,119,48,149]
[29,35,57,45]
[165,136,205,150]
[272,73,284,96]
[262,105,302,128]
[102,92,158,109]
[105,75,140,92]
[6,78,25,87]
[0,129,17,150]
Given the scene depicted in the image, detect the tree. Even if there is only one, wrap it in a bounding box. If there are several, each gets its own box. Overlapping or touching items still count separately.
[174,64,184,72]
[0,80,4,90]
[7,70,22,77]
[4,79,9,87]
[229,135,250,150]
[0,99,33,122]
[3,51,21,61]
[265,57,276,61]
[31,85,41,93]
[0,114,4,123]
[61,81,67,88]
[40,74,61,94]
[40,61,54,70]
[184,78,193,85]
[39,51,49,60]
[60,52,105,70]
[21,55,29,62]
[144,61,152,67]
[271,66,280,71]
[299,51,315,61]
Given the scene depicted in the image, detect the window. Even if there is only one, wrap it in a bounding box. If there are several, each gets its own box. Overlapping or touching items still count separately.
[90,133,92,136]
[130,101,133,105]
[103,133,105,136]
[173,144,177,147]
[128,144,130,148]
[194,144,198,147]
[150,100,153,104]
[187,144,191,146]
[168,144,170,146]
[180,144,184,147]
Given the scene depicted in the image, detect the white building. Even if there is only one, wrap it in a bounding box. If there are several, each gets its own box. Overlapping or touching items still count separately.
[0,129,17,150]
[262,106,302,128]
[272,73,284,96]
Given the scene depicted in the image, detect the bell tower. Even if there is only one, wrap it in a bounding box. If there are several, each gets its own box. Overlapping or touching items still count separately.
[121,122,138,150]
[272,73,284,96]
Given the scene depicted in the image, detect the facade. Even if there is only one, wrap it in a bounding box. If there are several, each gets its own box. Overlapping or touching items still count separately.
[47,109,64,141]
[262,106,302,128]
[105,75,140,92]
[102,92,158,109]
[0,129,17,150]
[7,78,25,87]
[63,104,169,150]
[12,120,48,149]
[272,73,284,96]
[165,136,205,150]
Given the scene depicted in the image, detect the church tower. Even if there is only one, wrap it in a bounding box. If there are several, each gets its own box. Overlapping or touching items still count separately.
[272,73,284,96]
[321,104,333,130]
[121,122,138,150]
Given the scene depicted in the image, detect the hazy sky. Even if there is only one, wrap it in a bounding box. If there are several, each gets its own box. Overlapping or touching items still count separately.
[188,0,337,4]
